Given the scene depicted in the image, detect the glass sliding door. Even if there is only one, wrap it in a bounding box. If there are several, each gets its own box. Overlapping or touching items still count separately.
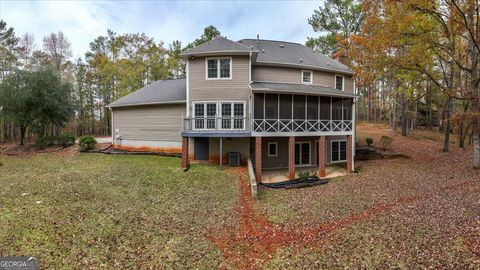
[331,140,347,162]
[294,142,310,166]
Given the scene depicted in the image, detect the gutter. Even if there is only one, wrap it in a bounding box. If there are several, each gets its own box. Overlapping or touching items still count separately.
[107,100,186,108]
[253,61,353,76]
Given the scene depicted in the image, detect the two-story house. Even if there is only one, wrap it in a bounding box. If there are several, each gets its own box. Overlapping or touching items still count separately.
[108,36,357,182]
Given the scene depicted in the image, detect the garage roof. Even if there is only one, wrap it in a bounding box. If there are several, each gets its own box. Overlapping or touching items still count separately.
[108,79,186,108]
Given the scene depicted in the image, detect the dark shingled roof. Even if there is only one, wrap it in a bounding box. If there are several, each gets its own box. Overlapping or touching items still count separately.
[108,79,186,108]
[180,37,255,56]
[250,82,358,98]
[239,39,352,75]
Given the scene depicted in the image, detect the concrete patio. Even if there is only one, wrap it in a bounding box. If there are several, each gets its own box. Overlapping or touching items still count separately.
[261,164,348,184]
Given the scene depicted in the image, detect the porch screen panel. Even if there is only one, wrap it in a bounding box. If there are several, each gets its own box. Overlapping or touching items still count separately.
[332,97,343,120]
[264,94,278,119]
[293,95,306,120]
[343,98,352,120]
[279,94,292,119]
[254,93,264,119]
[307,95,319,120]
[320,96,331,120]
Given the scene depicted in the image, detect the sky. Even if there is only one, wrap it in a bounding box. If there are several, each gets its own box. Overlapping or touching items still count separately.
[0,0,322,59]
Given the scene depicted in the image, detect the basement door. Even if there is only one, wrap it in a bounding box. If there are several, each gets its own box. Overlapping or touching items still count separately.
[194,137,209,160]
[295,142,310,166]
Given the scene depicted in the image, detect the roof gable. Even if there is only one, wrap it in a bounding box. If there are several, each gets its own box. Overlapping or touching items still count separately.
[181,37,255,57]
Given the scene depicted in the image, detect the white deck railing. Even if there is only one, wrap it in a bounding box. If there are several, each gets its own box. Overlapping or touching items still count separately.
[252,119,353,133]
[183,117,248,131]
[183,117,352,134]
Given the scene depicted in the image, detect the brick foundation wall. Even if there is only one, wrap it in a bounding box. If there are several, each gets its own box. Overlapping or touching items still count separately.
[347,135,353,173]
[181,137,189,168]
[319,136,326,177]
[255,137,262,182]
[288,136,295,179]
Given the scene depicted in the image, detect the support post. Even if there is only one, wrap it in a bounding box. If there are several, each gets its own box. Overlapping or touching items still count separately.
[288,136,295,179]
[318,136,326,177]
[219,137,223,167]
[255,137,262,182]
[347,134,353,173]
[181,137,189,169]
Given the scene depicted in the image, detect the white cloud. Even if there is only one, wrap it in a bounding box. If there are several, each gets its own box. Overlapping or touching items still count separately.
[0,0,322,59]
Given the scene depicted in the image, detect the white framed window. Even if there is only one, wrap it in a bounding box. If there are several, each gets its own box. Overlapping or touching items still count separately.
[302,70,313,84]
[220,101,245,130]
[193,102,218,130]
[267,142,278,157]
[331,140,347,163]
[206,57,232,80]
[335,75,344,91]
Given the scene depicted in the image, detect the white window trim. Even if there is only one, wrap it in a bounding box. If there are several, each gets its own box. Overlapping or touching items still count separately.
[219,101,246,130]
[335,75,345,91]
[301,70,313,84]
[205,57,233,80]
[294,141,311,166]
[267,142,278,157]
[330,139,347,163]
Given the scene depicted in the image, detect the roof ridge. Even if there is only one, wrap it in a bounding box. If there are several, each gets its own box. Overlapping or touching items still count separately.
[239,38,304,46]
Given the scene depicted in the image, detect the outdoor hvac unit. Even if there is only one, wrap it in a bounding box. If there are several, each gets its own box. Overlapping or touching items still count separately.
[228,152,241,167]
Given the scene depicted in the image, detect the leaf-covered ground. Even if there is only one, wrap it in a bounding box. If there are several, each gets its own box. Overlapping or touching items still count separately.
[249,124,480,269]
[0,154,239,269]
[1,124,479,269]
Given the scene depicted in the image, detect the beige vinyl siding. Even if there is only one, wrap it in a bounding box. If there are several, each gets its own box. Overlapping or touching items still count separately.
[252,66,354,93]
[112,104,185,142]
[189,56,250,102]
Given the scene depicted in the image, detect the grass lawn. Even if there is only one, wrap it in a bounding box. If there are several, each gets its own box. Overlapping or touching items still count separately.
[1,124,479,269]
[0,154,239,269]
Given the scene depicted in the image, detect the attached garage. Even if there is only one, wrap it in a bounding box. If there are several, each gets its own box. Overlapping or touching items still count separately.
[108,79,186,153]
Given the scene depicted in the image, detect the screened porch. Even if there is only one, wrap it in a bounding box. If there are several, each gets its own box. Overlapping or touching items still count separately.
[252,93,354,135]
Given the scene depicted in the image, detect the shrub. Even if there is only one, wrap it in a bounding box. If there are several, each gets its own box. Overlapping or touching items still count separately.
[380,135,393,150]
[298,170,317,179]
[36,134,76,149]
[58,134,75,147]
[36,136,59,149]
[366,137,373,146]
[79,136,97,152]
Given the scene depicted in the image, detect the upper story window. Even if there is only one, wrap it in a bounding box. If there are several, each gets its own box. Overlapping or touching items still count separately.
[302,70,313,84]
[335,75,344,91]
[206,58,231,79]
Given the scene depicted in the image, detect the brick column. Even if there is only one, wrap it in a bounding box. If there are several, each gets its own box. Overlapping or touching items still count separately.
[255,137,262,182]
[318,136,326,177]
[288,136,295,179]
[347,135,353,173]
[181,137,189,168]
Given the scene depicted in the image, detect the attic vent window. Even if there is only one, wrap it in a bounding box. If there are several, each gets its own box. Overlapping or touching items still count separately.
[280,44,285,48]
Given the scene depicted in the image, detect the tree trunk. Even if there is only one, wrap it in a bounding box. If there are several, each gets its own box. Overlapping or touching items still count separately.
[443,96,454,152]
[19,125,26,146]
[401,92,408,137]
